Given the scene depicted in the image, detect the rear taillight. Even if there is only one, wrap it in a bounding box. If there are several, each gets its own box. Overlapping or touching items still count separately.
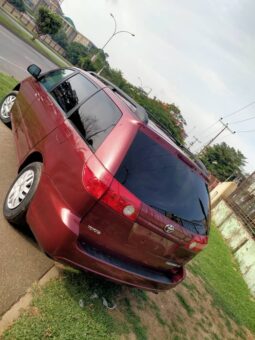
[101,179,141,221]
[83,157,113,199]
[186,235,208,252]
[83,157,141,221]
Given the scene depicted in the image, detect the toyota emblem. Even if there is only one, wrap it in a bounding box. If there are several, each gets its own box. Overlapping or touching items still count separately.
[164,224,175,233]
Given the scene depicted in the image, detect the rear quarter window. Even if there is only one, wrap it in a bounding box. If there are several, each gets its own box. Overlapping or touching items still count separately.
[50,74,98,113]
[69,90,122,151]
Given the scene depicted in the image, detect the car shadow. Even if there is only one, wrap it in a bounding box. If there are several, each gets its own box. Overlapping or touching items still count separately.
[62,267,123,303]
[11,222,42,251]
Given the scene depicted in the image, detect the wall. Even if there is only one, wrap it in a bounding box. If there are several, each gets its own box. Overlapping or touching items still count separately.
[210,181,237,209]
[212,200,255,296]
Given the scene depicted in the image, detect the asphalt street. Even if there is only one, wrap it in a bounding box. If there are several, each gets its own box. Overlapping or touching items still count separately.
[0,24,56,81]
[0,25,55,316]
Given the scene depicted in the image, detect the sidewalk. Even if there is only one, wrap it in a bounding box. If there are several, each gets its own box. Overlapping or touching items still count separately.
[0,123,53,316]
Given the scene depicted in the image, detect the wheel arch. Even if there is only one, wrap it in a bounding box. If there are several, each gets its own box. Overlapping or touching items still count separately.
[18,151,43,173]
[13,83,21,92]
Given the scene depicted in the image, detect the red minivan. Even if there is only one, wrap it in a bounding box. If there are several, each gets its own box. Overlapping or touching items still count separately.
[0,65,210,292]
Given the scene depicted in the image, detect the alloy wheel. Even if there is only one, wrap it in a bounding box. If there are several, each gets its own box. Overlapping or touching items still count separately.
[0,95,16,119]
[7,170,35,209]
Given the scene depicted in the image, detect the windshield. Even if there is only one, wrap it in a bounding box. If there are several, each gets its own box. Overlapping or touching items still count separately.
[40,69,74,92]
[115,131,210,235]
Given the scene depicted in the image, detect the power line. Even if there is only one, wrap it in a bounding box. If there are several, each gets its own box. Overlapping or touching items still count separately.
[235,129,255,133]
[188,100,255,151]
[228,115,255,124]
[186,125,197,134]
[187,136,201,148]
[223,100,255,118]
[215,132,235,142]
[197,119,221,138]
[199,125,223,142]
[197,119,236,156]
[194,100,255,139]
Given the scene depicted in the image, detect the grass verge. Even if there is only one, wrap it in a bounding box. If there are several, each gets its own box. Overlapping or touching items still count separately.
[3,269,125,340]
[0,72,18,98]
[0,9,69,68]
[189,224,255,333]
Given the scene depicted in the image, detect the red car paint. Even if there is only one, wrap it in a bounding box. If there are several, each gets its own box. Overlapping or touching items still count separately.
[10,67,210,292]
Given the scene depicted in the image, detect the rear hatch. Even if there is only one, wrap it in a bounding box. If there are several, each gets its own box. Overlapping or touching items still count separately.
[79,125,210,274]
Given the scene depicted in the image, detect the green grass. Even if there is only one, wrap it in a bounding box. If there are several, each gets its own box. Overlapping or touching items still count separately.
[0,10,70,68]
[0,72,18,98]
[189,224,255,333]
[181,280,198,293]
[149,300,168,327]
[123,298,147,340]
[175,292,195,316]
[3,269,125,340]
[2,269,149,340]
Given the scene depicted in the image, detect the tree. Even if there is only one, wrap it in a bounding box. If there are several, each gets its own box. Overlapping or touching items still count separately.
[32,7,62,41]
[66,42,88,65]
[51,29,68,50]
[8,0,26,12]
[79,56,96,71]
[93,50,109,69]
[100,67,185,144]
[199,142,246,181]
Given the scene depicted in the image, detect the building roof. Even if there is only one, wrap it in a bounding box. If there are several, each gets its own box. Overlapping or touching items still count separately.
[63,16,76,29]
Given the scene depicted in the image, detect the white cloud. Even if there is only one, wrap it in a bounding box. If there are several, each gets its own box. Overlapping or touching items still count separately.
[62,0,255,173]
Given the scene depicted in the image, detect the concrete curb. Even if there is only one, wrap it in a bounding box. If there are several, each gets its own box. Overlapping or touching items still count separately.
[0,265,60,336]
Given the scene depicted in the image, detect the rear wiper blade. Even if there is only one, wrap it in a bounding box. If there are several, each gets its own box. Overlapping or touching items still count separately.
[149,205,204,230]
[199,198,208,223]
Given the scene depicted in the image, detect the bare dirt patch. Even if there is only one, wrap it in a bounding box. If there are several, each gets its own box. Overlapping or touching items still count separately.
[113,270,254,340]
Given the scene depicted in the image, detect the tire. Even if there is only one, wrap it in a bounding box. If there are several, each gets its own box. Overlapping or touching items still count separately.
[3,162,43,226]
[0,91,18,128]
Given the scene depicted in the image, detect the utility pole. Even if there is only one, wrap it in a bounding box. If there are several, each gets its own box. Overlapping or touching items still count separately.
[188,136,201,148]
[198,119,236,156]
[138,77,152,96]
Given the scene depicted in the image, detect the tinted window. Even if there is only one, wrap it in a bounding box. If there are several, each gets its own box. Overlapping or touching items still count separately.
[51,74,97,113]
[40,69,73,91]
[69,91,122,151]
[115,131,210,235]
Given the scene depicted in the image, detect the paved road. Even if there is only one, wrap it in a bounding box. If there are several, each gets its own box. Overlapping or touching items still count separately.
[0,24,56,81]
[0,123,53,316]
[0,25,55,316]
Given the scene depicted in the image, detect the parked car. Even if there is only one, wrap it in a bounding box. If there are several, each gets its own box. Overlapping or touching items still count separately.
[0,65,210,292]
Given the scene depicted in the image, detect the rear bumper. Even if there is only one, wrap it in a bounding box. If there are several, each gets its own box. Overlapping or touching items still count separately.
[56,240,185,292]
[27,172,185,292]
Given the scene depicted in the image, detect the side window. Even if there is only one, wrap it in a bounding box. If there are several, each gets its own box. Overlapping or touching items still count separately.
[69,91,122,151]
[51,74,98,113]
[40,69,74,91]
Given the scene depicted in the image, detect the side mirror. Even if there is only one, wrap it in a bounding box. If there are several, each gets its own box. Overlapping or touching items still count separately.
[27,64,41,79]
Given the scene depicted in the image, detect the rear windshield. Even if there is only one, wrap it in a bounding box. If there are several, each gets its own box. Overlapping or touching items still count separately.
[115,131,210,235]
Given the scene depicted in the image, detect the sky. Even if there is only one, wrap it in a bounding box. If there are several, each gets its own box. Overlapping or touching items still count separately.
[62,0,255,172]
